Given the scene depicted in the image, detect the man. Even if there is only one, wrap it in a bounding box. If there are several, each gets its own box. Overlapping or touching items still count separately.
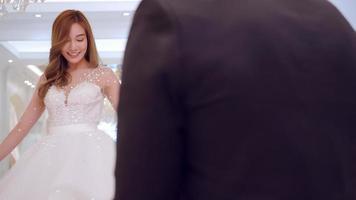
[116,0,356,199]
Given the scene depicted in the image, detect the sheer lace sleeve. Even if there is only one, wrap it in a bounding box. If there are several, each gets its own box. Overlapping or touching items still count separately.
[0,75,46,161]
[96,66,120,111]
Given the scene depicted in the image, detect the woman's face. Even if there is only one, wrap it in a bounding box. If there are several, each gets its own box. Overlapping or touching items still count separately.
[61,23,88,65]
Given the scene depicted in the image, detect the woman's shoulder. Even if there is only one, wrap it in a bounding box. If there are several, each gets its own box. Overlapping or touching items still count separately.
[93,64,115,74]
[89,65,119,86]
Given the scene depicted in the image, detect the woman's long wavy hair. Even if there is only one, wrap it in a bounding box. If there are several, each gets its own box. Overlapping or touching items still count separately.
[38,10,99,104]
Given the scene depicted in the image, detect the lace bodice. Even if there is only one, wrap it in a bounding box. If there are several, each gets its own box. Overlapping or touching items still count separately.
[45,81,104,127]
[44,66,118,127]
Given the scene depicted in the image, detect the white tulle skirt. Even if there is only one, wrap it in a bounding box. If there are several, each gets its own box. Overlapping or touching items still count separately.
[0,123,116,200]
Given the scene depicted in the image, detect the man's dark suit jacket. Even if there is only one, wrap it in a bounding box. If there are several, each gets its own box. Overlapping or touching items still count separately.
[116,0,356,199]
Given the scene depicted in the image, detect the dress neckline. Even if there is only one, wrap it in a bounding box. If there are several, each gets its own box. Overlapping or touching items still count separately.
[57,66,100,106]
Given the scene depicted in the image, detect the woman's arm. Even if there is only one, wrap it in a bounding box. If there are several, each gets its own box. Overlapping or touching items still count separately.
[101,67,120,111]
[0,76,46,161]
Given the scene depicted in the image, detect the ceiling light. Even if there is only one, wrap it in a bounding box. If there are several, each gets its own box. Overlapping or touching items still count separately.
[34,13,42,18]
[26,64,43,76]
[8,59,13,63]
[123,12,130,16]
[24,80,36,88]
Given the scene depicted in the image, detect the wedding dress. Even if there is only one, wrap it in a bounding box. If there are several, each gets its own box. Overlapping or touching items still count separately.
[0,66,117,200]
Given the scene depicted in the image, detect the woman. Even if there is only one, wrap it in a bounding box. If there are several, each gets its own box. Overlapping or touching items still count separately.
[0,10,119,199]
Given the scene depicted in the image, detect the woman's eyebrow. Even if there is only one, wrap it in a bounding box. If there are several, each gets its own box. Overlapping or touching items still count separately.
[75,33,86,38]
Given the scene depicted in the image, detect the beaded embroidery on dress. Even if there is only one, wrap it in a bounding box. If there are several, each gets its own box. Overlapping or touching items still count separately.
[0,66,117,200]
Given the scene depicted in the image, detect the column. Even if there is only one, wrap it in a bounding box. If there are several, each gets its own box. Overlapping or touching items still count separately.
[0,65,10,177]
